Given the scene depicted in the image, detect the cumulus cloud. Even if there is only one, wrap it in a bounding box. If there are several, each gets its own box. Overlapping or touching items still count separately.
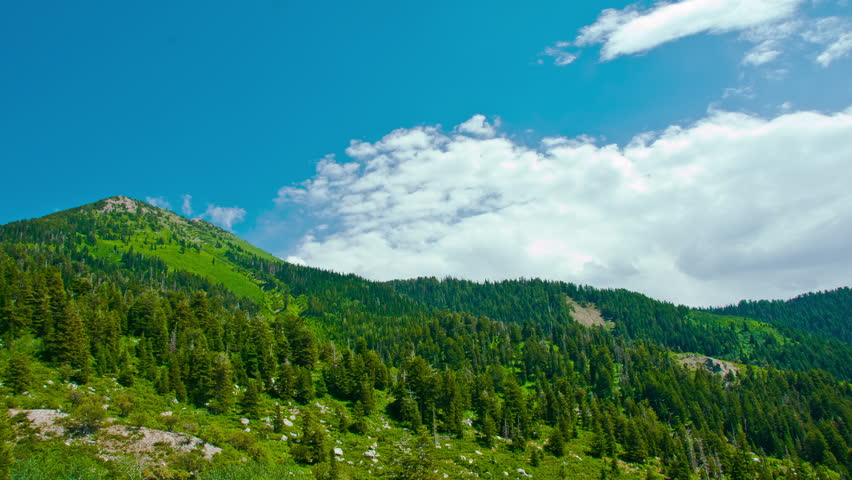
[456,114,499,137]
[277,110,852,306]
[199,205,247,230]
[181,194,193,216]
[575,0,803,60]
[146,196,172,210]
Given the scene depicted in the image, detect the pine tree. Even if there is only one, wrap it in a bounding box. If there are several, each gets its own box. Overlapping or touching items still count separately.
[274,362,295,401]
[294,366,315,404]
[481,412,496,448]
[360,379,376,415]
[136,337,157,380]
[53,303,90,383]
[207,353,234,414]
[240,379,261,419]
[43,269,67,344]
[624,419,649,463]
[547,427,565,457]
[530,447,542,467]
[292,407,326,464]
[273,404,284,434]
[284,315,318,369]
[5,351,33,395]
[399,393,422,431]
[351,401,369,434]
[168,358,187,402]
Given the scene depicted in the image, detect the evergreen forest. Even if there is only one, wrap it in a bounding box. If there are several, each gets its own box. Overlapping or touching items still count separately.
[0,196,849,480]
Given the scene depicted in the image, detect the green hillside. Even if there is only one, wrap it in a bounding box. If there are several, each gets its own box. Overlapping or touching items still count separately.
[707,288,852,345]
[0,197,849,479]
[388,277,852,379]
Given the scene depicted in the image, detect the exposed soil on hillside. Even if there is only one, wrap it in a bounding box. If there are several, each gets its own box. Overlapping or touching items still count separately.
[675,353,740,378]
[566,296,614,329]
[9,409,221,462]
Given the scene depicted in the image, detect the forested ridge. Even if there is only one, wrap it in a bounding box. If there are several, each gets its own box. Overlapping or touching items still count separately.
[0,196,849,480]
[705,288,852,345]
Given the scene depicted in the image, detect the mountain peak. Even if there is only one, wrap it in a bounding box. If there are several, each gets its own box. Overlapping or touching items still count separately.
[98,196,148,214]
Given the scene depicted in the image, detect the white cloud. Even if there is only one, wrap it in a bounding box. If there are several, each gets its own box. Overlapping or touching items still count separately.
[181,194,193,216]
[200,205,247,230]
[456,114,499,137]
[742,43,782,65]
[540,42,579,66]
[739,20,801,65]
[803,17,852,66]
[548,1,851,71]
[145,196,172,210]
[575,0,803,60]
[817,32,852,65]
[277,110,852,306]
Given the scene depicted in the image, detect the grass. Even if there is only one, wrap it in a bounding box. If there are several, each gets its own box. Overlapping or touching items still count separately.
[96,234,268,306]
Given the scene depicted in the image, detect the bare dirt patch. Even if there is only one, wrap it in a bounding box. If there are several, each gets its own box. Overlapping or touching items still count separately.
[102,425,221,459]
[675,353,740,378]
[566,296,614,329]
[8,409,220,461]
[9,409,68,438]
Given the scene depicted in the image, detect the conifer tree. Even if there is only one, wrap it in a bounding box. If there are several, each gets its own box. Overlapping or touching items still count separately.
[274,362,295,401]
[207,353,234,414]
[351,401,369,434]
[53,303,90,383]
[44,269,67,342]
[4,351,33,395]
[547,427,565,457]
[285,316,318,369]
[360,379,375,415]
[481,412,496,448]
[240,378,261,419]
[273,404,284,434]
[399,393,422,431]
[292,407,326,464]
[293,366,315,404]
[168,358,187,402]
[624,418,649,463]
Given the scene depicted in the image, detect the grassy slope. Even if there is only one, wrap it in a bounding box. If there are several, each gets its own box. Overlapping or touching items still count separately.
[686,311,789,363]
[76,199,286,311]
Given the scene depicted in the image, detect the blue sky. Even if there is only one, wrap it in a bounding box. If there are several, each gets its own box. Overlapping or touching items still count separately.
[2,0,851,306]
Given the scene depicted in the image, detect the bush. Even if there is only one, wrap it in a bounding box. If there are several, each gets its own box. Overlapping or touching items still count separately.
[66,399,107,436]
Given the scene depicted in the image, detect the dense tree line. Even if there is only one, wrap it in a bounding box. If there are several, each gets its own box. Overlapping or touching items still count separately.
[707,287,852,345]
[389,277,852,380]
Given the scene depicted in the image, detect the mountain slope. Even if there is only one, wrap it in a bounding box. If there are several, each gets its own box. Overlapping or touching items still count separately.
[3,196,850,378]
[707,288,852,345]
[2,196,288,310]
[387,277,852,380]
[0,196,850,479]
